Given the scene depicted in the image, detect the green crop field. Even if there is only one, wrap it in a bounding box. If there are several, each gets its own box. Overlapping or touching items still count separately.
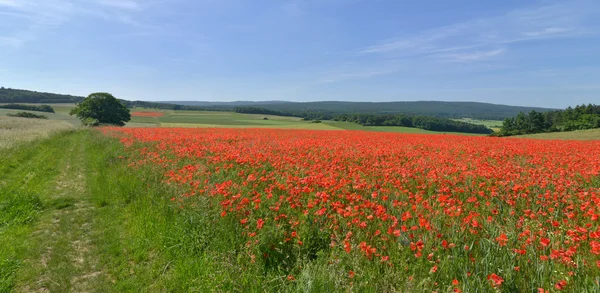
[127,110,490,135]
[453,118,504,132]
[516,128,600,140]
[0,107,81,126]
[2,104,598,140]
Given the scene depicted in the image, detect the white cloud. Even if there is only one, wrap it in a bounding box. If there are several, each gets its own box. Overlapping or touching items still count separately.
[95,0,141,11]
[0,0,20,7]
[359,0,599,57]
[438,48,505,62]
[523,27,569,37]
[0,0,163,48]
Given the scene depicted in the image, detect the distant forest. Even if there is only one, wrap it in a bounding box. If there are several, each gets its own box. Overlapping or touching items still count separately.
[333,114,493,134]
[235,107,492,134]
[0,87,84,103]
[496,104,600,136]
[199,101,555,120]
[2,87,558,123]
[0,87,221,112]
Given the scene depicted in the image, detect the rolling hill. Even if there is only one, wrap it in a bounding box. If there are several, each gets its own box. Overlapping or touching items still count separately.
[1,87,556,120]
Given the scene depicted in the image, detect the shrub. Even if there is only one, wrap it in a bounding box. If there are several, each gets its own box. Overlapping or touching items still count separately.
[7,112,48,119]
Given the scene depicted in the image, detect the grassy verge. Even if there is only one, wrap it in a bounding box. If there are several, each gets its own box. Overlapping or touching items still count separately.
[0,131,77,291]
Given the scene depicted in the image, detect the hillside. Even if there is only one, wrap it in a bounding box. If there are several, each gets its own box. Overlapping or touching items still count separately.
[0,88,217,112]
[1,87,556,120]
[165,100,556,120]
[0,87,84,103]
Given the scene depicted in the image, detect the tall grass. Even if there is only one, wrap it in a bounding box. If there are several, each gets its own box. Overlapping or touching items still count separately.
[0,116,74,148]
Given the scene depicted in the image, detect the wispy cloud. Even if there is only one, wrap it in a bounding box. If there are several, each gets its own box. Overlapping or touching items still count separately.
[0,0,21,8]
[95,0,141,11]
[359,0,599,58]
[523,27,569,37]
[437,48,505,62]
[308,0,598,85]
[0,0,163,48]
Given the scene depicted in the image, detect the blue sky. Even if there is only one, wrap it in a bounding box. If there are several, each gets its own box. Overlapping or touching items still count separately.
[1,0,599,107]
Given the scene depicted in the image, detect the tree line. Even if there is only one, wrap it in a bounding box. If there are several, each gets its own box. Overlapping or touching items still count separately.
[0,104,55,113]
[0,87,83,103]
[8,112,48,119]
[333,114,493,134]
[0,87,225,112]
[121,100,228,112]
[233,101,554,120]
[496,104,600,136]
[235,107,493,134]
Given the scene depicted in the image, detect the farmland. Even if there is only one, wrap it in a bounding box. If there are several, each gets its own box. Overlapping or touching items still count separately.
[93,127,599,292]
[1,109,600,292]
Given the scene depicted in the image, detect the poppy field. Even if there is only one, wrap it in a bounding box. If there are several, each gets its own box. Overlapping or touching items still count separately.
[102,127,600,292]
[130,111,165,117]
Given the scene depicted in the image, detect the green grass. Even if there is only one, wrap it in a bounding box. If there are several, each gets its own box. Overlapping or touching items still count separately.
[0,131,80,291]
[157,111,301,125]
[0,108,80,126]
[2,104,496,135]
[0,116,75,149]
[129,116,160,125]
[515,128,600,140]
[453,118,504,129]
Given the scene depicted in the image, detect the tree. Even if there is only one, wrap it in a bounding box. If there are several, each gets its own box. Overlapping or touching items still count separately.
[70,92,131,126]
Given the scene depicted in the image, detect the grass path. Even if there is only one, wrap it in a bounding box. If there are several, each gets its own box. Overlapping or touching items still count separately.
[15,131,107,292]
[0,131,109,292]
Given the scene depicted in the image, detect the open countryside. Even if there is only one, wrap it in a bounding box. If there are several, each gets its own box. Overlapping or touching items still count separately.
[2,0,600,292]
[1,92,599,293]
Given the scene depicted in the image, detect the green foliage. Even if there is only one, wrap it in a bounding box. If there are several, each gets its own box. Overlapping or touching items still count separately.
[7,112,48,119]
[333,113,493,134]
[70,93,131,126]
[0,191,43,229]
[234,101,555,120]
[497,104,600,136]
[0,104,55,113]
[122,100,222,111]
[0,88,83,103]
[0,87,218,112]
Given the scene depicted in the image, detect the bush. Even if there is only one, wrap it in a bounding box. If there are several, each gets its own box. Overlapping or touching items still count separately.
[0,104,55,113]
[7,112,48,119]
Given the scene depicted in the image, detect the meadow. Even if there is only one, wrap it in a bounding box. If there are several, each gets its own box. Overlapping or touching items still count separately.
[89,127,600,292]
[0,116,74,148]
[1,107,600,292]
